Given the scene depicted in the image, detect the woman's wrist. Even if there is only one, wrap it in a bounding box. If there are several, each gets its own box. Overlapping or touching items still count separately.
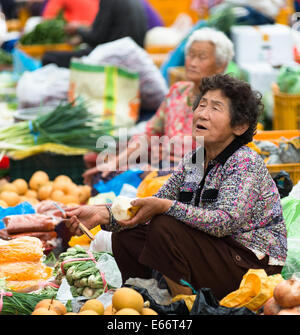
[157,198,174,214]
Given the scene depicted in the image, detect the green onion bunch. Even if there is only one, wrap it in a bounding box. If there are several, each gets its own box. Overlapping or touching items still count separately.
[0,100,119,153]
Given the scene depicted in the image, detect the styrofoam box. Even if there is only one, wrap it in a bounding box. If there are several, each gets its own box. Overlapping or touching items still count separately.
[231,24,294,66]
[239,61,280,95]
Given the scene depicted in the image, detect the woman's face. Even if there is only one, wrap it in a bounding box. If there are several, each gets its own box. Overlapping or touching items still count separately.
[185,41,225,86]
[192,89,245,148]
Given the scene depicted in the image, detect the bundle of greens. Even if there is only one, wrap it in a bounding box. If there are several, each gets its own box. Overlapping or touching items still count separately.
[0,278,57,315]
[19,18,67,45]
[0,100,118,154]
[54,245,114,299]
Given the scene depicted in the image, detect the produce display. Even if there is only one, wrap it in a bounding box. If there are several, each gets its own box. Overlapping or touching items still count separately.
[263,277,300,315]
[19,19,67,46]
[0,171,91,208]
[54,245,115,299]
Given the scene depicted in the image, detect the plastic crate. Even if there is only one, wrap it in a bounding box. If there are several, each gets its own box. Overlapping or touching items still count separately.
[9,153,86,185]
[253,130,300,185]
[254,130,300,144]
[266,163,300,185]
[272,83,300,130]
[16,43,74,59]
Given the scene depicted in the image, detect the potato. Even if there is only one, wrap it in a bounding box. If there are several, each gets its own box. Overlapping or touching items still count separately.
[263,297,282,315]
[273,279,300,308]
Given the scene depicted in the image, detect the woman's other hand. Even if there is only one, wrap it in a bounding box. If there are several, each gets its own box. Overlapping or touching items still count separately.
[117,197,173,228]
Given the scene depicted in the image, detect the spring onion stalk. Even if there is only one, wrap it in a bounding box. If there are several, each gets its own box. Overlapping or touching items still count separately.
[0,100,120,154]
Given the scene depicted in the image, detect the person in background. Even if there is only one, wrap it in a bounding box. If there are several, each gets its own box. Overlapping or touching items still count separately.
[140,0,164,30]
[0,0,17,19]
[42,0,99,26]
[83,27,234,186]
[42,0,148,68]
[62,74,287,299]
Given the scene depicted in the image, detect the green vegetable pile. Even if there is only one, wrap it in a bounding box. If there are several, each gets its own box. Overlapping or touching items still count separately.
[277,66,300,94]
[0,99,118,154]
[19,19,67,45]
[54,246,114,299]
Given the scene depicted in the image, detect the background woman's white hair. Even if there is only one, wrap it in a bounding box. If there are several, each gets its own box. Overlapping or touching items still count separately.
[185,28,235,67]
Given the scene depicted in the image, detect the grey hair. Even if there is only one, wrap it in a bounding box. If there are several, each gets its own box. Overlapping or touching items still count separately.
[185,27,234,67]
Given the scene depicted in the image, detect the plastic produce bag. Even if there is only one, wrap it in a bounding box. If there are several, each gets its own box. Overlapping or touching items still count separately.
[0,201,35,230]
[281,195,300,279]
[136,171,171,198]
[16,63,69,108]
[190,288,255,315]
[80,37,168,111]
[93,170,143,196]
[273,171,294,198]
[0,236,52,292]
[69,61,140,128]
[12,48,42,77]
[0,261,51,281]
[96,253,122,289]
[219,269,283,311]
[0,236,43,263]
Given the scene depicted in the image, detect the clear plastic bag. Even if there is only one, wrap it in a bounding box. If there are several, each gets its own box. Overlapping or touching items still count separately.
[0,236,44,263]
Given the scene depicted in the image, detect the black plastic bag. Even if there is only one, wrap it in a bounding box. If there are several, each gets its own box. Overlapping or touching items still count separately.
[273,171,294,198]
[190,288,255,315]
[124,284,190,315]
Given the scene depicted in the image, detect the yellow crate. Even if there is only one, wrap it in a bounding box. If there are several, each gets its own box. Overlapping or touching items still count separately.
[267,163,300,185]
[253,130,300,185]
[168,66,186,86]
[147,0,199,26]
[17,43,74,59]
[272,83,300,130]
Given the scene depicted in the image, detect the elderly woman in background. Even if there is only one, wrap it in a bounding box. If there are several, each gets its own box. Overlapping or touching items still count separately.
[64,74,287,300]
[83,27,235,185]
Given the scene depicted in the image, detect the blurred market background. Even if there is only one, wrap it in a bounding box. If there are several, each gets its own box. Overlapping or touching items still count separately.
[0,0,298,214]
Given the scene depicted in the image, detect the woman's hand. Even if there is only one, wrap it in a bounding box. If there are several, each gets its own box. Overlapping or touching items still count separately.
[64,22,82,35]
[117,197,173,228]
[82,155,119,185]
[59,205,110,236]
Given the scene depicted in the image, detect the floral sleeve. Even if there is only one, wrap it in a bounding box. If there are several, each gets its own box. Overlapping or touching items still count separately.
[164,161,262,237]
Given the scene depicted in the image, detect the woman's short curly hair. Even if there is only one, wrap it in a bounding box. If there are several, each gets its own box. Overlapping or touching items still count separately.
[193,74,264,145]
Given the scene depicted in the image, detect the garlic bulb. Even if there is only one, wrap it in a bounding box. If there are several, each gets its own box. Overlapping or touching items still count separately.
[111,196,139,221]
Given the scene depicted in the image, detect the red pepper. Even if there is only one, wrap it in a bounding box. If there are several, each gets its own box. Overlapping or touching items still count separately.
[0,156,9,169]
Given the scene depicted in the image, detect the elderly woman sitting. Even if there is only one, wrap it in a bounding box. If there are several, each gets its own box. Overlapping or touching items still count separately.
[83,27,234,184]
[63,74,287,300]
